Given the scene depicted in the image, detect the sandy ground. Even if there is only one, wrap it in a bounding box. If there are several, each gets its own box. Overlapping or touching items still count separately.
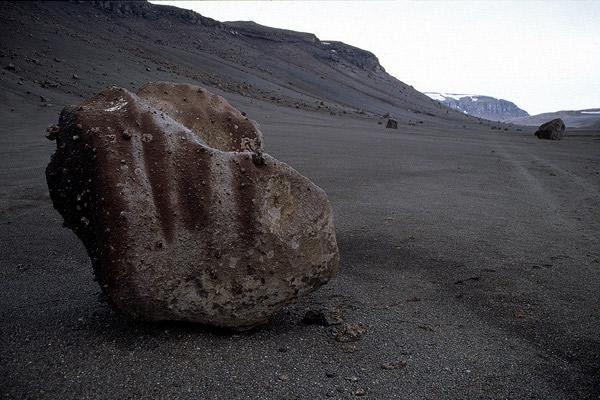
[1,89,600,399]
[1,2,600,398]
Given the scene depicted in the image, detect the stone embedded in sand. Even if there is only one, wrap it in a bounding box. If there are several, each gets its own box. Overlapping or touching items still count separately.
[386,118,398,129]
[45,82,339,330]
[535,118,566,140]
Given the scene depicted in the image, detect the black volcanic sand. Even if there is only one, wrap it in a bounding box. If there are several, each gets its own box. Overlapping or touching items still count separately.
[2,2,600,399]
[2,91,600,400]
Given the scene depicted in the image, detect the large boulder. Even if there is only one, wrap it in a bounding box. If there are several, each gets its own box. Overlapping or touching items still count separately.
[46,82,339,330]
[535,118,566,140]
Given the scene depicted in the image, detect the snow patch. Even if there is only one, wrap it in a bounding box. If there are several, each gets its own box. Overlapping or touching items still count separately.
[424,92,479,102]
[426,92,446,101]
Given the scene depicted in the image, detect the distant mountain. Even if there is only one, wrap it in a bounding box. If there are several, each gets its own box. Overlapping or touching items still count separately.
[509,109,600,129]
[424,92,529,121]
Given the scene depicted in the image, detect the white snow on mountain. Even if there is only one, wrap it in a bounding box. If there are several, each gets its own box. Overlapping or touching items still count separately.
[426,92,446,101]
[424,92,479,102]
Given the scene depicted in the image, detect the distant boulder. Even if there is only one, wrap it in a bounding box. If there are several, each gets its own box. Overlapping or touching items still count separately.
[46,83,339,330]
[385,119,398,129]
[535,118,566,140]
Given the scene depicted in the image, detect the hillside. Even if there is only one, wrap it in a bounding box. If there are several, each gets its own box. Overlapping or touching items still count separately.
[0,0,487,128]
[424,92,529,121]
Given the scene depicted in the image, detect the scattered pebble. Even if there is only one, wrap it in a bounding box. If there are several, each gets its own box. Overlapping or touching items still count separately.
[381,361,407,370]
[302,307,343,326]
[335,323,367,342]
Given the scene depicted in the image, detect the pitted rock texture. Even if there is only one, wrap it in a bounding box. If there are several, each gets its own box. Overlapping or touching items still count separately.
[138,82,262,152]
[46,83,339,329]
[535,118,566,140]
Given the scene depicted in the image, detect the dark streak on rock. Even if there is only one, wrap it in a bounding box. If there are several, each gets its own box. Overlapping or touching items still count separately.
[140,112,174,243]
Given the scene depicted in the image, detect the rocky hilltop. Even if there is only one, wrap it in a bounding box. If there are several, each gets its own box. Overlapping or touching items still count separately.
[425,92,529,121]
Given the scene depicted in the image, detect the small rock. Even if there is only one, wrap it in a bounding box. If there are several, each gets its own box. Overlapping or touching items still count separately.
[345,376,359,382]
[146,67,151,72]
[385,119,398,129]
[335,323,367,342]
[5,62,17,71]
[278,374,289,382]
[72,73,79,80]
[302,308,343,326]
[417,324,435,332]
[45,124,60,141]
[353,388,367,396]
[381,361,407,370]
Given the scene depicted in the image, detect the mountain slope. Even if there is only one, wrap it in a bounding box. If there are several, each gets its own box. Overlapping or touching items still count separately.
[424,92,528,121]
[509,109,600,128]
[0,0,479,126]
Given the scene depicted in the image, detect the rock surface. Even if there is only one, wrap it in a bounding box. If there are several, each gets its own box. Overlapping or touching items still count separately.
[535,118,566,140]
[137,82,263,152]
[45,83,339,329]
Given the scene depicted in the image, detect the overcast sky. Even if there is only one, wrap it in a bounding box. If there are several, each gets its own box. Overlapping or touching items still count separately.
[153,1,599,115]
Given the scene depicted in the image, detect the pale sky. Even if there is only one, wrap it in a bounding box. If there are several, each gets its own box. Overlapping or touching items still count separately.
[153,1,600,115]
